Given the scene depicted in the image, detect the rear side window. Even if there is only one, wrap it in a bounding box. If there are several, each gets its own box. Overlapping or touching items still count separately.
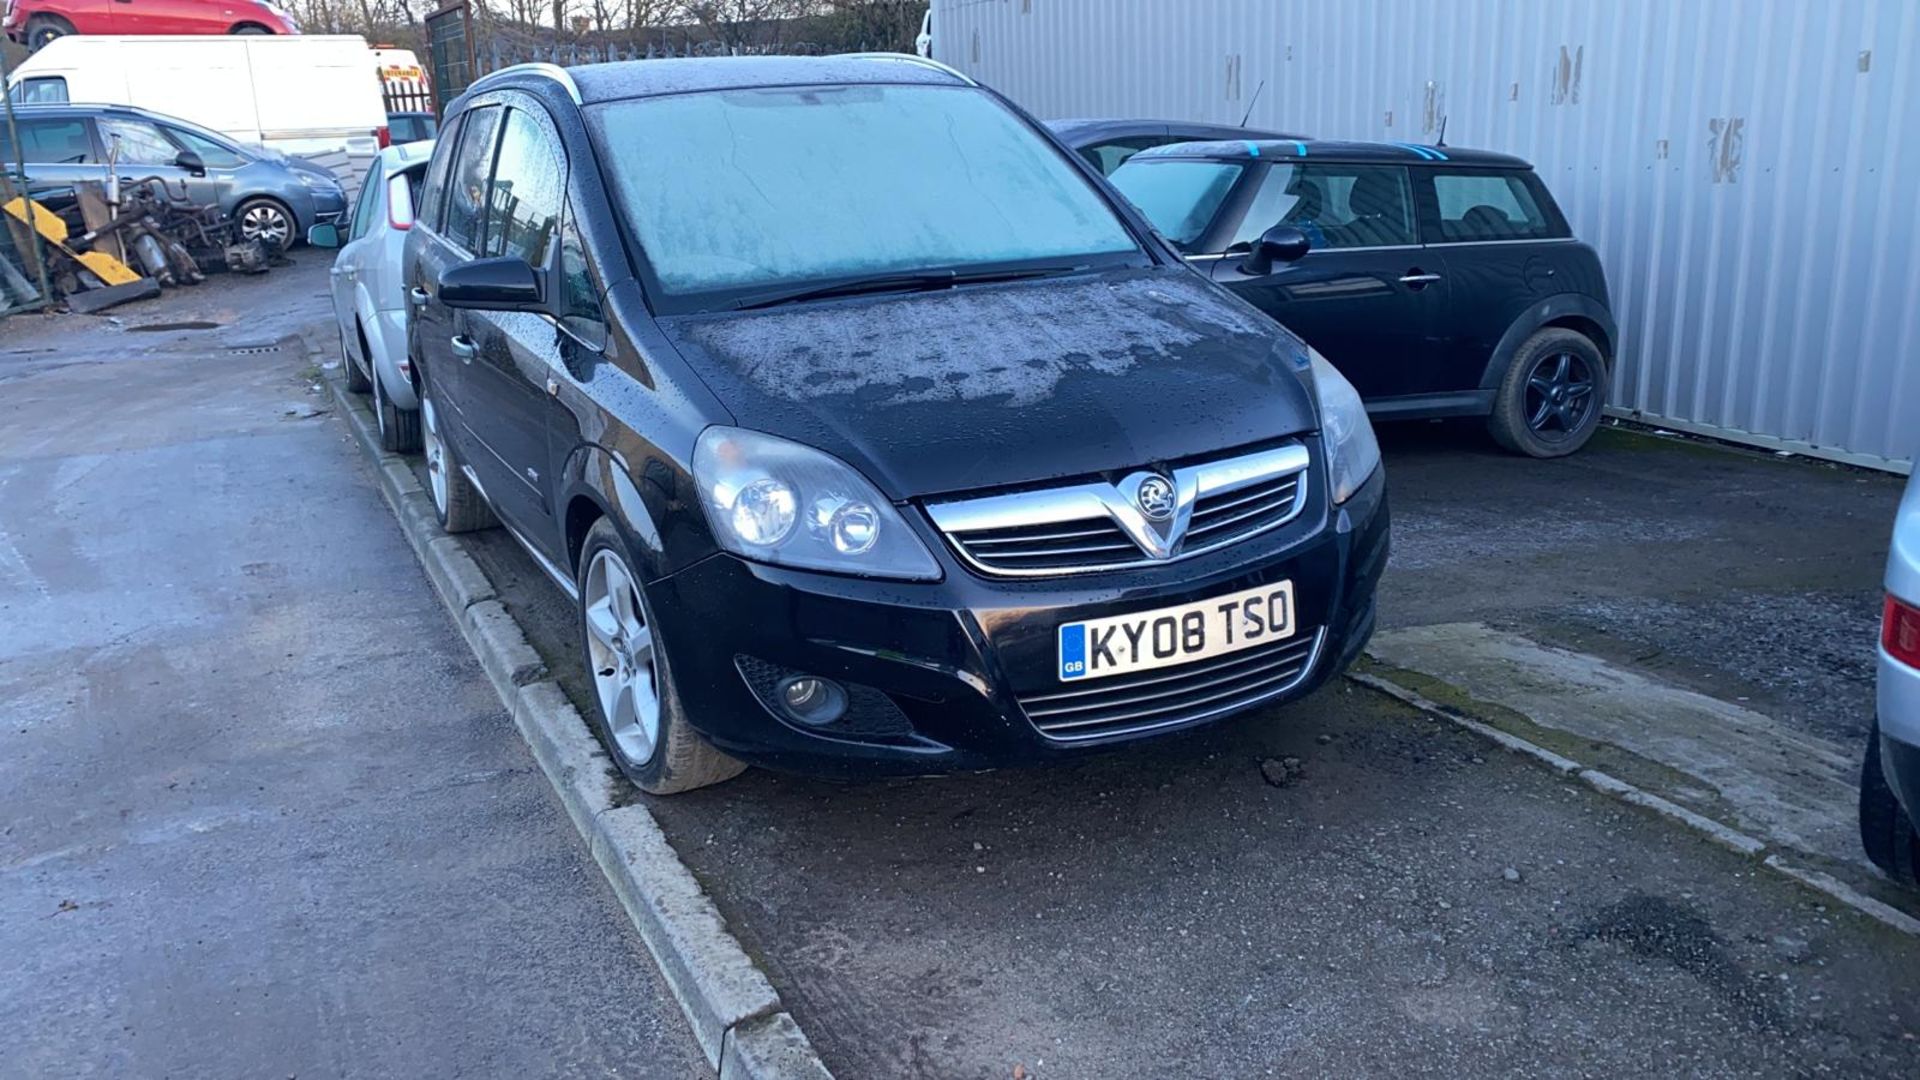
[1227,163,1416,251]
[417,112,463,230]
[1,119,93,164]
[1428,170,1565,242]
[442,105,501,253]
[482,107,563,264]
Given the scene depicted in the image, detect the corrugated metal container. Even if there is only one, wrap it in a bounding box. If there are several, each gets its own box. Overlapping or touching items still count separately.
[934,0,1917,473]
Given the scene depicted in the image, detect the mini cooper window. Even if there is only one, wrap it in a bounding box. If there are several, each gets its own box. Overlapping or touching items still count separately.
[1430,170,1558,242]
[1230,163,1416,251]
[588,84,1143,300]
[1107,160,1244,249]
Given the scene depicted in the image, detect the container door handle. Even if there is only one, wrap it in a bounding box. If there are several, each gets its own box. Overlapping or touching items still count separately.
[450,335,477,362]
[408,286,430,307]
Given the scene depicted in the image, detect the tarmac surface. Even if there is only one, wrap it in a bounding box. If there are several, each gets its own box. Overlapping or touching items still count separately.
[0,257,710,1078]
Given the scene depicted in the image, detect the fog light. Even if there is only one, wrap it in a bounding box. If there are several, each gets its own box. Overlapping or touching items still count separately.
[777,676,848,726]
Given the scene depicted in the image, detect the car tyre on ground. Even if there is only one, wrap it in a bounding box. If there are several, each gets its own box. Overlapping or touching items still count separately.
[419,375,495,533]
[340,329,371,393]
[24,14,72,51]
[232,24,272,34]
[1488,327,1608,459]
[577,516,745,795]
[1860,716,1920,886]
[235,197,295,251]
[373,366,421,453]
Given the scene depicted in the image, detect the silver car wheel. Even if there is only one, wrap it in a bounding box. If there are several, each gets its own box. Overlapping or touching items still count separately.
[421,396,448,513]
[584,548,662,766]
[239,203,292,247]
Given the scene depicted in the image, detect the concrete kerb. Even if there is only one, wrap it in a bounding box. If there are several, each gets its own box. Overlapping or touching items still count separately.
[1345,669,1920,937]
[317,352,833,1077]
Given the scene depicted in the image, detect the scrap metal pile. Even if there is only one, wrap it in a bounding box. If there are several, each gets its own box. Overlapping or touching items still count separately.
[0,174,275,315]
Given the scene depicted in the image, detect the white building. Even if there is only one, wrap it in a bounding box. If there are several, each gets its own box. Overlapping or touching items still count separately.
[934,0,1918,473]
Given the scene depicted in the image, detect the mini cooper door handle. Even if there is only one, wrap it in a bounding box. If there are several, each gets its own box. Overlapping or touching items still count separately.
[1398,270,1443,287]
[450,335,477,361]
[408,286,430,307]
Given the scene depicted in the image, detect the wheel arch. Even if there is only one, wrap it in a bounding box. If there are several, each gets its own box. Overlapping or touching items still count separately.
[560,443,670,583]
[1476,294,1619,391]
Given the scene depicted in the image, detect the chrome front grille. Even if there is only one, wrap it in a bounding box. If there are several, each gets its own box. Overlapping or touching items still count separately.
[925,443,1311,577]
[1019,628,1325,742]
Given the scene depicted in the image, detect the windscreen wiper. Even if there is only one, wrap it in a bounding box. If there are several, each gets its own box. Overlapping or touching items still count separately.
[732,265,1087,311]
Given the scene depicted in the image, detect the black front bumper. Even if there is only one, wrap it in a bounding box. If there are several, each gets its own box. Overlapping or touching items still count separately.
[646,465,1389,777]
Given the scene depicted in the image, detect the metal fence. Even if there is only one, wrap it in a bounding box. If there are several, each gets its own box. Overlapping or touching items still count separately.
[934,0,1918,473]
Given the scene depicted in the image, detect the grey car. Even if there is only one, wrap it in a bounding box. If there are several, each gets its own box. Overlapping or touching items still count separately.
[1,102,347,247]
[1862,467,1920,886]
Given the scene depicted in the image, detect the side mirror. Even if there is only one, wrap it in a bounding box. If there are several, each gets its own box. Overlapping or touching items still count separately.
[1241,224,1312,276]
[173,149,206,177]
[306,223,340,248]
[438,256,546,311]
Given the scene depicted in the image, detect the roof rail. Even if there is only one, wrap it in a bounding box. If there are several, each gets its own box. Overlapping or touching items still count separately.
[468,61,583,104]
[838,51,976,86]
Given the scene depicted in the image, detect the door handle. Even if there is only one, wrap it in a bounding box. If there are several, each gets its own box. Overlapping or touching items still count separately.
[450,335,477,362]
[1398,271,1443,287]
[408,286,430,307]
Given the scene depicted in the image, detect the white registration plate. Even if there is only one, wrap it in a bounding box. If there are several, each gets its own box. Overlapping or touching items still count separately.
[1057,580,1295,682]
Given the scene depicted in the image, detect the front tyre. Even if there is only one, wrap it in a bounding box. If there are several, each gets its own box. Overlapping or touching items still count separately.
[1488,328,1608,458]
[235,197,295,251]
[578,517,744,795]
[419,377,495,533]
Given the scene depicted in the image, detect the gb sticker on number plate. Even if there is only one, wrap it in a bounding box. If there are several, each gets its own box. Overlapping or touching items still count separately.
[1057,580,1295,682]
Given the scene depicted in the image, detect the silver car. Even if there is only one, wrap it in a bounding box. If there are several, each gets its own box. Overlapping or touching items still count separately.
[311,141,434,452]
[1862,467,1920,885]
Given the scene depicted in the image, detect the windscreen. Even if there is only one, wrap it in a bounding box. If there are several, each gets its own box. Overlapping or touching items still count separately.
[1108,159,1244,249]
[588,84,1142,300]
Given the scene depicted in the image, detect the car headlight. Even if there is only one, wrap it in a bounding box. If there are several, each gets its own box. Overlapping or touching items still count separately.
[1309,349,1381,504]
[693,426,942,581]
[297,171,340,194]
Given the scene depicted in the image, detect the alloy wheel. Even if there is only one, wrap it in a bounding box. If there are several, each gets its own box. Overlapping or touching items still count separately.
[584,548,662,766]
[421,397,449,513]
[239,203,292,248]
[1523,352,1598,440]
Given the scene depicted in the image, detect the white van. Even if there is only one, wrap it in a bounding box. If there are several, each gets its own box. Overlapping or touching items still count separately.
[5,34,388,160]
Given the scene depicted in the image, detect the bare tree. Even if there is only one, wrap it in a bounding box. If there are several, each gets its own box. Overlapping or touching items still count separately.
[676,0,809,52]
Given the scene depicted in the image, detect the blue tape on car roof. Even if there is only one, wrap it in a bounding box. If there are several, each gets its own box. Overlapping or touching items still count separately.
[1245,140,1260,157]
[1397,142,1437,160]
[1294,141,1308,157]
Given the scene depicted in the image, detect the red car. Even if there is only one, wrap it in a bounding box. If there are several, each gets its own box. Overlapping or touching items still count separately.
[3,0,297,51]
